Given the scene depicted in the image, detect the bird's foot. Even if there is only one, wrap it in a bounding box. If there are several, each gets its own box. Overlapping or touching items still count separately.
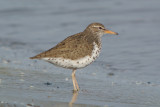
[72,89,79,93]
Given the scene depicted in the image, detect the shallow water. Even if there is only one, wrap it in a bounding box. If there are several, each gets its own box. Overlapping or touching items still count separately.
[0,0,160,107]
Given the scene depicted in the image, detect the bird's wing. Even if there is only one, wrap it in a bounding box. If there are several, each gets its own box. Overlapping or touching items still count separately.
[30,32,93,60]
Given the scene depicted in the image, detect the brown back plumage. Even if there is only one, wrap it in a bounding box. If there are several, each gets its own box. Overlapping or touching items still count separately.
[30,32,96,60]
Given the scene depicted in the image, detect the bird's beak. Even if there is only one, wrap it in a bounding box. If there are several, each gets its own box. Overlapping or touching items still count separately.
[104,29,118,35]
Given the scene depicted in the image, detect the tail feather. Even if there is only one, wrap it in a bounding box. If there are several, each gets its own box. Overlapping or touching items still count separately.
[30,56,36,59]
[30,55,41,59]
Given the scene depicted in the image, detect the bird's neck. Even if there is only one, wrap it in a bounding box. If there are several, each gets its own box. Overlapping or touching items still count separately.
[83,31,102,48]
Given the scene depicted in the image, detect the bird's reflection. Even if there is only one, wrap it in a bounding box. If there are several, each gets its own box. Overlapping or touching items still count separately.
[69,91,78,107]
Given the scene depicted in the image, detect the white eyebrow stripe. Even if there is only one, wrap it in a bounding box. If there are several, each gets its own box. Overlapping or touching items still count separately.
[93,25,105,30]
[93,25,100,27]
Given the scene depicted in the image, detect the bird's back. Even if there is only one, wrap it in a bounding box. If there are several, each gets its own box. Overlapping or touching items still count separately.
[30,32,94,60]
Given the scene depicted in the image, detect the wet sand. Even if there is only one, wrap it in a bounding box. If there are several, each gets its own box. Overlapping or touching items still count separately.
[0,0,160,107]
[0,65,160,107]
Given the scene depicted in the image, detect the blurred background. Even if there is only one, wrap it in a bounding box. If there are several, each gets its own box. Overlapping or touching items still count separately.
[0,0,160,107]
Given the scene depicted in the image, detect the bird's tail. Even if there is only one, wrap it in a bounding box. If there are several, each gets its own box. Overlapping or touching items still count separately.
[30,56,36,59]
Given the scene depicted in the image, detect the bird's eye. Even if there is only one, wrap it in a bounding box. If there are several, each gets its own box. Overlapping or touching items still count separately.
[99,27,102,29]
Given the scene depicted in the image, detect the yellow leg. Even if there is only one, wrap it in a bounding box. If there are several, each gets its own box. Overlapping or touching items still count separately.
[72,70,76,91]
[72,69,79,92]
[74,76,79,91]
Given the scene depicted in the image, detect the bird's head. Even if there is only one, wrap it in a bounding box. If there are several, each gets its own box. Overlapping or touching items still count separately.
[84,23,118,37]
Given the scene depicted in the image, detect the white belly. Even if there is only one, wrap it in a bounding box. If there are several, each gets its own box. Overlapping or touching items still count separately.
[42,42,100,69]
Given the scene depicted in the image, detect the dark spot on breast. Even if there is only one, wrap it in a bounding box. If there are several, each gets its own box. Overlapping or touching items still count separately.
[75,45,78,47]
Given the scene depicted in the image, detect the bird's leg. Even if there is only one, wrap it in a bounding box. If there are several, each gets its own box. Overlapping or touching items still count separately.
[72,70,76,91]
[72,69,79,92]
[74,72,79,91]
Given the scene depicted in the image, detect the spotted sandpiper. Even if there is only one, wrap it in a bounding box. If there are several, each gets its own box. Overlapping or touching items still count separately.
[30,23,118,92]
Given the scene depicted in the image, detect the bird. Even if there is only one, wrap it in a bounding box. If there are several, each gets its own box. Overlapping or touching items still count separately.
[30,22,118,92]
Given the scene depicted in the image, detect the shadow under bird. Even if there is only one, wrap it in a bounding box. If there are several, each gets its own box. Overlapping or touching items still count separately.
[30,22,118,92]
